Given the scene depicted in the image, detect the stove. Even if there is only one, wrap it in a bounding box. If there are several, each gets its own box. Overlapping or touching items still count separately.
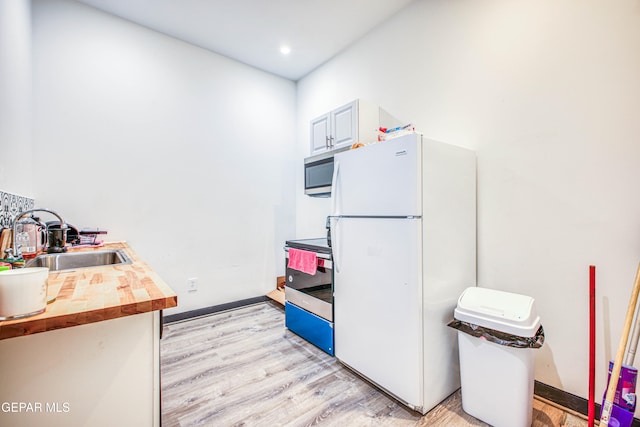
[285,238,331,254]
[284,237,334,355]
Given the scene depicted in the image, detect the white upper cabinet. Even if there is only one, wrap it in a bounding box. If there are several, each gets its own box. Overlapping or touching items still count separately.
[310,113,331,155]
[309,99,401,155]
[330,101,358,149]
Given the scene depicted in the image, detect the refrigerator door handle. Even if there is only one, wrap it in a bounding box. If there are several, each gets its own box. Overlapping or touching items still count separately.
[331,159,340,216]
[331,217,340,273]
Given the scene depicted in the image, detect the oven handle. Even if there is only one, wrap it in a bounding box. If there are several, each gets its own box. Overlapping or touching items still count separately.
[283,247,332,261]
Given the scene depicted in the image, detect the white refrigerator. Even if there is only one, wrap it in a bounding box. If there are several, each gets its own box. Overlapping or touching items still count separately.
[330,133,476,414]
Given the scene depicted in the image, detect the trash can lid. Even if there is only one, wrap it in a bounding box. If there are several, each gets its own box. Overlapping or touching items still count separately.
[454,287,541,337]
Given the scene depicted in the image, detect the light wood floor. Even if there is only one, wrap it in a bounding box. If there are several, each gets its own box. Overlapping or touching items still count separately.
[161,302,587,426]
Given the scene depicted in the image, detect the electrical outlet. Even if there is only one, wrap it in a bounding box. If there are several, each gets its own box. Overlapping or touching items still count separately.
[187,277,198,292]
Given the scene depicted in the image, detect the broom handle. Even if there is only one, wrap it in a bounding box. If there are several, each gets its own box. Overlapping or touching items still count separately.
[625,283,640,366]
[589,266,596,427]
[601,262,640,426]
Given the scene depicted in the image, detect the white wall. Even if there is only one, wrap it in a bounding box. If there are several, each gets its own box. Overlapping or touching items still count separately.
[31,0,297,315]
[0,0,33,196]
[296,0,640,407]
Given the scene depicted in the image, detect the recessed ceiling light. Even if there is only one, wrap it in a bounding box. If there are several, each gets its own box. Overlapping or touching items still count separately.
[280,45,291,55]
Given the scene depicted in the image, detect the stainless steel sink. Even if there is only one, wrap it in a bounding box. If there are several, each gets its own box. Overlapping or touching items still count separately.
[24,249,132,271]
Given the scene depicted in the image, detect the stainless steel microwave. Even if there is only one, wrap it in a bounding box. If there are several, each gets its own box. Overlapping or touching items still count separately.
[304,147,349,197]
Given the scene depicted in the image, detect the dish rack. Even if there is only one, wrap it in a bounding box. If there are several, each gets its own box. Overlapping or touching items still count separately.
[78,230,107,245]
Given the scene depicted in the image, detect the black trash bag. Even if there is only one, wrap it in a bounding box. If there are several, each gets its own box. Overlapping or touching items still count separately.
[447,320,545,349]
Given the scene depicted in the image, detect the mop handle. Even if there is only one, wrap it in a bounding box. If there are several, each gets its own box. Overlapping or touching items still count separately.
[601,262,640,426]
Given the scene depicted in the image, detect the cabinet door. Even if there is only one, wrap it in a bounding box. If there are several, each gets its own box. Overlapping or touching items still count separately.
[331,100,358,149]
[310,113,331,155]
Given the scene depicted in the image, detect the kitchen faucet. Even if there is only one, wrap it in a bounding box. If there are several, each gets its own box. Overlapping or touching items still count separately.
[9,208,68,259]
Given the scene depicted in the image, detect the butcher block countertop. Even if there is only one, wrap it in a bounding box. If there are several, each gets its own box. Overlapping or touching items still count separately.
[0,242,177,340]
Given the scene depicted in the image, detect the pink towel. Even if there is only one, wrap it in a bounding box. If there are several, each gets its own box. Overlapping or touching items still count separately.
[288,248,318,275]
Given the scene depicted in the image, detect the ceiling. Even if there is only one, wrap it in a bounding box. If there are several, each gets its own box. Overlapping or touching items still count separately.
[75,0,415,81]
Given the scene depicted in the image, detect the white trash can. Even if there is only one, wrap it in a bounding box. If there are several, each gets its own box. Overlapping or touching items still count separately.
[450,287,544,427]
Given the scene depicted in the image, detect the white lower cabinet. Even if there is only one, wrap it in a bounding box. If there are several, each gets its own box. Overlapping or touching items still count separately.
[0,311,161,427]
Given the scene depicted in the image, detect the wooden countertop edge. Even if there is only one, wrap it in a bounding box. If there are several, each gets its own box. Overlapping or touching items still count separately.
[0,242,178,341]
[0,295,178,340]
